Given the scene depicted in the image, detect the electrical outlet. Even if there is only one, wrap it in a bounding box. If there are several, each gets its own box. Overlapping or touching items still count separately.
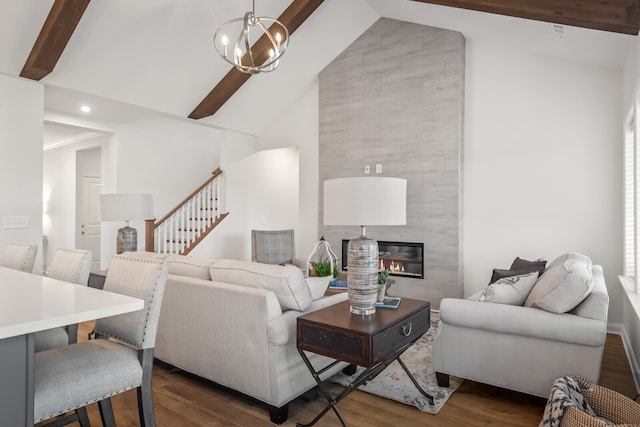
[364,165,370,174]
[376,164,382,174]
[3,216,29,229]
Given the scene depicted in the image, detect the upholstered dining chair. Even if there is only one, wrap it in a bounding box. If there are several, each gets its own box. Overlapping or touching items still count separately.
[35,248,93,352]
[33,254,169,427]
[251,229,305,269]
[0,241,37,273]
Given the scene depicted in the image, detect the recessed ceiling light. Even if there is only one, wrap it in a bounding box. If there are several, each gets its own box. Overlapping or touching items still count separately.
[80,105,91,113]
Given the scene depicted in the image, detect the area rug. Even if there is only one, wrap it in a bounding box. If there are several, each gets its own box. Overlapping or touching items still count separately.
[328,310,462,414]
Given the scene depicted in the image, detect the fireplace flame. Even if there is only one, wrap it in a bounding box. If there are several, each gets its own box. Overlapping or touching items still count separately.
[389,260,405,273]
[379,258,405,273]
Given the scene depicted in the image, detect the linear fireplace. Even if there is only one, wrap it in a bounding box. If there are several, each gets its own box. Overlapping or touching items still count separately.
[341,240,424,279]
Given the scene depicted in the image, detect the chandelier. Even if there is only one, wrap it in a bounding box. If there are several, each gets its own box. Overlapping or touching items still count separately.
[213,0,289,74]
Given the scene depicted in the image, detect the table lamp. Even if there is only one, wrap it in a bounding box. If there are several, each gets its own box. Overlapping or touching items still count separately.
[324,177,407,315]
[99,194,154,254]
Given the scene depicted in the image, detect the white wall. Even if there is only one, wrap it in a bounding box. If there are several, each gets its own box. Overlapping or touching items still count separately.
[192,146,299,261]
[41,115,223,269]
[464,42,623,323]
[98,117,221,266]
[0,74,44,272]
[43,135,107,269]
[259,82,320,259]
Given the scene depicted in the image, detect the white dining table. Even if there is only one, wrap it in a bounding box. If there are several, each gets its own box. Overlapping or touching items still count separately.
[0,266,144,426]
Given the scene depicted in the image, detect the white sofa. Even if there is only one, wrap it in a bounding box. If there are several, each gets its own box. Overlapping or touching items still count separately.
[432,255,609,398]
[143,254,348,424]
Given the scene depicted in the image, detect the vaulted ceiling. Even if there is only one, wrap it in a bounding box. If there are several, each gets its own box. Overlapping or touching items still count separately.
[2,0,637,137]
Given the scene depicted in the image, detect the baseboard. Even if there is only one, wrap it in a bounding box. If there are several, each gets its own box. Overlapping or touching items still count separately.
[608,322,640,392]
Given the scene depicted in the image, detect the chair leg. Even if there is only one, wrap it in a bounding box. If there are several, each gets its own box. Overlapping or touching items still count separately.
[76,407,90,427]
[137,385,156,427]
[98,398,116,427]
[66,324,78,345]
[138,349,156,427]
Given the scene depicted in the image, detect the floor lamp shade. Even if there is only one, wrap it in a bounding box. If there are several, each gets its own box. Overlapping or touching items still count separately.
[324,177,407,315]
[99,194,154,254]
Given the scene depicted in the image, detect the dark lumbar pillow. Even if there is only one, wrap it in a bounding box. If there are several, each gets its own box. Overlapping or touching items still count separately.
[488,257,546,284]
[510,257,547,272]
[490,267,544,284]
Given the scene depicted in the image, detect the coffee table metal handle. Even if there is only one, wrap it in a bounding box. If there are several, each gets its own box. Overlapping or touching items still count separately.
[401,322,412,336]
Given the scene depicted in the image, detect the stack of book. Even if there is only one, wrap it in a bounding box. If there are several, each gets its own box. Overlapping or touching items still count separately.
[328,279,348,289]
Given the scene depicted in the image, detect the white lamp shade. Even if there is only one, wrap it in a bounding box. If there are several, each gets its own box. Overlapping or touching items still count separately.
[99,194,154,222]
[324,177,407,226]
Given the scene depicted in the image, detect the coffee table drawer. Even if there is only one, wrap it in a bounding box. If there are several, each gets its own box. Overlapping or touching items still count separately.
[371,306,430,363]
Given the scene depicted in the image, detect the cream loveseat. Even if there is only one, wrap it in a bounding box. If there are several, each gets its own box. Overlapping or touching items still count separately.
[135,253,348,424]
[432,253,609,398]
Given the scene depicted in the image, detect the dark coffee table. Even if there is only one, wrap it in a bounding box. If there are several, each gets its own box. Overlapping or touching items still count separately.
[296,298,433,427]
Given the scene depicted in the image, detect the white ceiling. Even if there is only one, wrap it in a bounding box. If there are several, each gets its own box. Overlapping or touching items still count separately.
[0,0,634,142]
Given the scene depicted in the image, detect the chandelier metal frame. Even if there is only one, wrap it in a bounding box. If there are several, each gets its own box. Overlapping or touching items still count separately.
[214,0,289,74]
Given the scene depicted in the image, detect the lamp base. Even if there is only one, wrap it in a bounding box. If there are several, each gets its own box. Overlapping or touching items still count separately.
[347,234,378,315]
[117,226,137,254]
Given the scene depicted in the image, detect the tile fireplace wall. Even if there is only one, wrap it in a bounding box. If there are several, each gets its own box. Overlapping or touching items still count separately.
[318,18,464,306]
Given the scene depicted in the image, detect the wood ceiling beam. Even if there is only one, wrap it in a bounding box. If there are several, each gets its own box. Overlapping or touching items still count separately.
[412,0,640,35]
[20,0,90,81]
[189,0,324,120]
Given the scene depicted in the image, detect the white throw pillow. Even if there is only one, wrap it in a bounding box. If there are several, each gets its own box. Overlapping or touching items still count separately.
[546,252,592,271]
[306,276,332,301]
[209,259,312,311]
[524,259,593,313]
[479,271,539,305]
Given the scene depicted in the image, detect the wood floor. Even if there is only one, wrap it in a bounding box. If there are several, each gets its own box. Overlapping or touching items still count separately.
[39,324,637,427]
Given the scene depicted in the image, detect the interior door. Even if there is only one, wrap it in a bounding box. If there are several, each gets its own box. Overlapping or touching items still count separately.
[78,176,101,271]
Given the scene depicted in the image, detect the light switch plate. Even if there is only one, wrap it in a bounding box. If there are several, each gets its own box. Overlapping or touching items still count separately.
[3,216,29,229]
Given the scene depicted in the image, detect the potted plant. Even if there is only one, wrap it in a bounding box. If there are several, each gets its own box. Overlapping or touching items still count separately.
[378,269,390,285]
[310,256,335,277]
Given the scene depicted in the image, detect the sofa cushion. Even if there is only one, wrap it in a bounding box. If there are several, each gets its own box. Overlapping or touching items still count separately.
[166,255,214,280]
[480,271,539,305]
[524,259,594,313]
[547,252,592,271]
[209,259,312,311]
[305,276,332,301]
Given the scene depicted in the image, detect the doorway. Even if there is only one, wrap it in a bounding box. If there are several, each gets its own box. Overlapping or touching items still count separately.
[76,148,102,271]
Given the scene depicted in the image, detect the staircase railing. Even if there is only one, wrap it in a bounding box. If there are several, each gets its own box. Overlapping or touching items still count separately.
[145,168,228,255]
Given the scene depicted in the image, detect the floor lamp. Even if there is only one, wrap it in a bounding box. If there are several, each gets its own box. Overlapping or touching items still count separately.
[99,194,154,254]
[324,177,407,315]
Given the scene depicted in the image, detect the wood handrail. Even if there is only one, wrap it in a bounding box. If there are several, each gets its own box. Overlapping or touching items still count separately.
[154,168,221,226]
[146,167,227,254]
